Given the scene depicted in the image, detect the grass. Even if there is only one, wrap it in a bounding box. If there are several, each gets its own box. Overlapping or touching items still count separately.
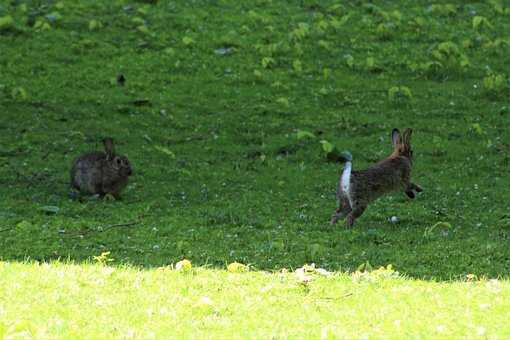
[1,0,510,337]
[1,261,510,338]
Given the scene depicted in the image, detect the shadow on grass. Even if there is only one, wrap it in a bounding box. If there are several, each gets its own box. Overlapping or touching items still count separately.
[1,188,509,281]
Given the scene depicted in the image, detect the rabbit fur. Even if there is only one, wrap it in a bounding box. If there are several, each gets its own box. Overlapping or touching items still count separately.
[70,138,132,199]
[330,128,422,227]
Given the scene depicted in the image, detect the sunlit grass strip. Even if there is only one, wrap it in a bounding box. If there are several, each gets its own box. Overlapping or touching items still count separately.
[1,261,509,338]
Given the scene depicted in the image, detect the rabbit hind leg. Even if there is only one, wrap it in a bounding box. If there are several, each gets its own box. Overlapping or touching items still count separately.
[330,199,351,225]
[346,205,366,228]
[410,182,423,192]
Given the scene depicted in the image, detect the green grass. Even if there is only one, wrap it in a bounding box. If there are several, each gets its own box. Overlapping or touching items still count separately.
[1,0,510,337]
[1,261,510,338]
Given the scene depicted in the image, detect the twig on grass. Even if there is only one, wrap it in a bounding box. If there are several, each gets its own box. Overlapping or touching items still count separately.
[0,227,15,233]
[41,150,51,160]
[315,293,354,300]
[63,215,147,238]
[95,220,140,233]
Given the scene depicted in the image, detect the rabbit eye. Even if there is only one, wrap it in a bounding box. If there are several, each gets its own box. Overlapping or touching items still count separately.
[116,158,121,165]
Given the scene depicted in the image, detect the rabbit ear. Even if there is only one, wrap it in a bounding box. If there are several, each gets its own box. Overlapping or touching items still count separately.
[391,128,401,148]
[103,138,116,160]
[402,128,412,148]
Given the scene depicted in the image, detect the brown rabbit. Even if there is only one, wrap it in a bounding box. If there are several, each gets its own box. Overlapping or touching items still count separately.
[70,138,132,199]
[330,128,422,227]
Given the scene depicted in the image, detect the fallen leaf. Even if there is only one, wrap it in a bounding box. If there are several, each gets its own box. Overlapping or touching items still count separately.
[39,206,60,214]
[175,259,192,271]
[130,99,151,106]
[117,74,126,86]
[154,146,175,158]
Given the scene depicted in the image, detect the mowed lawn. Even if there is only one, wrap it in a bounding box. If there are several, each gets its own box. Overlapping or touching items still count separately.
[1,0,510,338]
[1,261,510,338]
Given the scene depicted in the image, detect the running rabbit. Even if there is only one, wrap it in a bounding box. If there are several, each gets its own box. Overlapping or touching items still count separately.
[70,138,132,199]
[330,128,422,227]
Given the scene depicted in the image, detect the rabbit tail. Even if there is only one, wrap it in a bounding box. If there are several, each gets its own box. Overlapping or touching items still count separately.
[340,151,353,208]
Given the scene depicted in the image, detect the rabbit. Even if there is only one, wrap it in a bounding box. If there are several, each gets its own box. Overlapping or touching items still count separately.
[330,128,422,227]
[70,137,133,199]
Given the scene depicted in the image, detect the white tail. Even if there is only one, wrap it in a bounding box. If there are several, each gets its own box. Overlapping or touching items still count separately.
[341,160,353,208]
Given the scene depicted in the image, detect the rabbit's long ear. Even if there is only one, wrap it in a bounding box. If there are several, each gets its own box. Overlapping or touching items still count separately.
[103,138,116,160]
[402,128,412,149]
[391,128,401,148]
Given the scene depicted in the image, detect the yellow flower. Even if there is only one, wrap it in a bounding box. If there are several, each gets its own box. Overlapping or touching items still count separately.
[227,262,248,273]
[175,259,192,271]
